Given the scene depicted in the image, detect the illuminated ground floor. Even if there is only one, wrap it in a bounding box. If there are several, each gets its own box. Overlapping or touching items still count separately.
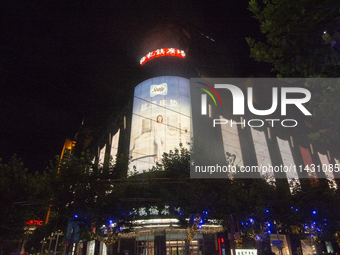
[70,218,335,255]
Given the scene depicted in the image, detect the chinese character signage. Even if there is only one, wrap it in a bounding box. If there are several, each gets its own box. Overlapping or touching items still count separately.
[233,249,258,255]
[140,48,185,66]
[131,206,169,217]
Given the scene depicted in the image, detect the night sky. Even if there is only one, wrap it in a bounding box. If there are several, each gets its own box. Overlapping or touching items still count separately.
[1,1,270,173]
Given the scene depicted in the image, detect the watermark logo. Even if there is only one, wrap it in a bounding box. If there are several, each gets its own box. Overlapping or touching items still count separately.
[196,82,223,115]
[189,78,322,180]
[199,84,311,116]
[150,83,167,97]
[195,80,312,128]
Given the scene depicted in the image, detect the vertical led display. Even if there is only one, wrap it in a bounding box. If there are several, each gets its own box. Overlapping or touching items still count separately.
[276,137,300,192]
[98,144,106,166]
[220,118,243,167]
[110,129,120,163]
[251,128,275,181]
[318,152,337,189]
[129,76,191,174]
[299,146,318,184]
[87,240,95,255]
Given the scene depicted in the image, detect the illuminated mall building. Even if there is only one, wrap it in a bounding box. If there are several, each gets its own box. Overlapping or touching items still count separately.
[71,23,340,255]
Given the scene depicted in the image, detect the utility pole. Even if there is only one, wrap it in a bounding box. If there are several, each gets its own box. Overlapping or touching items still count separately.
[230,215,236,255]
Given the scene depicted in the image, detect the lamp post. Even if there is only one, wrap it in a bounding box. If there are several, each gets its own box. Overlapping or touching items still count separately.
[229,214,236,255]
[53,230,63,255]
[47,233,55,255]
[40,238,47,255]
[275,223,283,255]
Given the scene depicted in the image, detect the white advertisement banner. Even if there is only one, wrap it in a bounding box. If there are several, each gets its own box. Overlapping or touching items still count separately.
[129,76,191,174]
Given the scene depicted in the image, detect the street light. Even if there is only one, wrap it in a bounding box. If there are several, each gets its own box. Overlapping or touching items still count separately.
[40,238,47,255]
[47,233,56,255]
[53,230,63,255]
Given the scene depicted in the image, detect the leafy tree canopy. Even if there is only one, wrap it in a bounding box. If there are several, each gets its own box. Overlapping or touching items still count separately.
[0,155,51,255]
[247,0,340,77]
[246,0,340,143]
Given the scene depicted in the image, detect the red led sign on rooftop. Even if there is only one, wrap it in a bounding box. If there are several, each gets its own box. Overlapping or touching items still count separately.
[140,48,185,66]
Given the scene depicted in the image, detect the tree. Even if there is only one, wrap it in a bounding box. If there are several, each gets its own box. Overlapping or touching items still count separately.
[145,146,277,255]
[147,147,217,255]
[0,155,51,255]
[246,0,340,143]
[46,150,114,231]
[42,150,139,255]
[146,147,340,254]
[288,180,340,252]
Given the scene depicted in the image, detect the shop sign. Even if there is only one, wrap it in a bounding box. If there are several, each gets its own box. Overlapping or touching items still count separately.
[140,48,185,66]
[26,220,43,225]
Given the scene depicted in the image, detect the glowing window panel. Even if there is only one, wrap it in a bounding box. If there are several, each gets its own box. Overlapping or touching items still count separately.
[276,137,300,193]
[87,240,95,255]
[140,48,185,66]
[318,152,337,189]
[299,146,318,185]
[98,144,106,166]
[110,129,120,163]
[251,128,275,182]
[220,117,243,167]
